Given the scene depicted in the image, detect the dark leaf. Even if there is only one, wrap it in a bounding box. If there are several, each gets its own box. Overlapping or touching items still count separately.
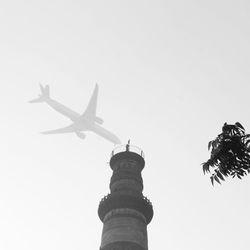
[235,122,245,131]
[216,171,225,181]
[208,141,213,151]
[210,176,214,186]
[202,163,210,174]
[214,175,221,184]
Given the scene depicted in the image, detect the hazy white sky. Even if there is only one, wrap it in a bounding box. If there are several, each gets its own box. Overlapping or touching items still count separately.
[1,1,250,249]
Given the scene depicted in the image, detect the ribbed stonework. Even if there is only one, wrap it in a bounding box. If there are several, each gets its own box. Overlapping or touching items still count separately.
[98,145,153,250]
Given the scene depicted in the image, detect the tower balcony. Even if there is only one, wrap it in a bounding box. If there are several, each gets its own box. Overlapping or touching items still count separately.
[109,144,145,170]
[98,193,153,225]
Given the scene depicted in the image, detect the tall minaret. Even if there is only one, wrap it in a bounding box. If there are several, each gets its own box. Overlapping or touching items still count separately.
[98,143,153,250]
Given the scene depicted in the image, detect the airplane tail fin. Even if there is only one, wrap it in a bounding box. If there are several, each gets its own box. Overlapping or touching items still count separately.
[29,84,50,103]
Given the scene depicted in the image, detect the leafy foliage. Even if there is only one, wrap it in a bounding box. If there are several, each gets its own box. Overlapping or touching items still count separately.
[202,122,250,185]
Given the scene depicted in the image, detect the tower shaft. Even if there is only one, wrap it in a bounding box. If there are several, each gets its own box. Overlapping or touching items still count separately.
[98,145,153,250]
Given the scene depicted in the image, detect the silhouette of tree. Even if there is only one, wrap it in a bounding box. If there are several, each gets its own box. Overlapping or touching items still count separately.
[202,122,250,185]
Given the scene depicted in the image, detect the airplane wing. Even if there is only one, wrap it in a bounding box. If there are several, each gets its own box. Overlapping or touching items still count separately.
[41,125,74,134]
[82,84,98,120]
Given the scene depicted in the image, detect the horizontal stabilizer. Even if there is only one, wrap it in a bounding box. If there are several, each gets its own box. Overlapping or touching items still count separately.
[29,84,50,103]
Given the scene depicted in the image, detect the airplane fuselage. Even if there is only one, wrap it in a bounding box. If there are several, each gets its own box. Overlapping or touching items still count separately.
[44,97,121,144]
[45,98,80,121]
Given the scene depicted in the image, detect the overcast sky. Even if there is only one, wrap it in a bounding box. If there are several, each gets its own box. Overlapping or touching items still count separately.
[1,1,250,249]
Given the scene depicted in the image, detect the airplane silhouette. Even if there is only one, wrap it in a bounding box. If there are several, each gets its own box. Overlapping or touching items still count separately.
[30,84,121,145]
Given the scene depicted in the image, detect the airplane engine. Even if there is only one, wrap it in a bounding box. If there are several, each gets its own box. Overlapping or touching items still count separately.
[76,132,86,139]
[95,116,104,124]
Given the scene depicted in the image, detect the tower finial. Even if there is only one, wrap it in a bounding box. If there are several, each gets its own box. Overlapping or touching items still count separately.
[126,139,131,151]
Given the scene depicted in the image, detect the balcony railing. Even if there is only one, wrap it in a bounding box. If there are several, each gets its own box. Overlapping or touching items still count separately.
[111,144,145,159]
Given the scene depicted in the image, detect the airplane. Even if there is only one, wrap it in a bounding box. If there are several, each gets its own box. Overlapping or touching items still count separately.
[30,84,121,145]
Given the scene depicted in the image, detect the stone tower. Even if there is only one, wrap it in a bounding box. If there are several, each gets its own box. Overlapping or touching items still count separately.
[98,143,153,250]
